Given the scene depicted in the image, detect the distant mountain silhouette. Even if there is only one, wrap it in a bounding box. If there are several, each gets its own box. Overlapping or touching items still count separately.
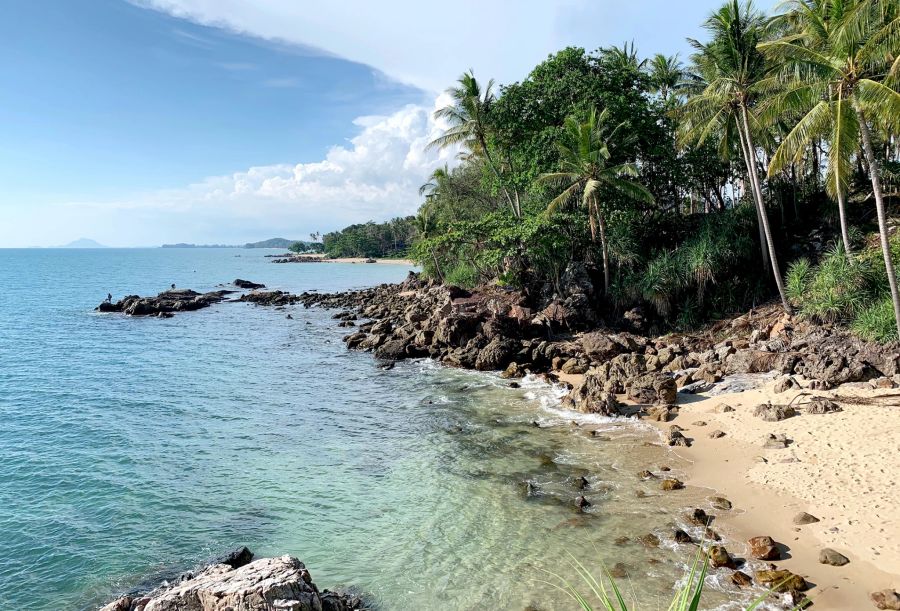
[60,238,108,248]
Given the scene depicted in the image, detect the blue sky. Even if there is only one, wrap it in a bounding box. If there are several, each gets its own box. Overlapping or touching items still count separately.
[0,0,777,247]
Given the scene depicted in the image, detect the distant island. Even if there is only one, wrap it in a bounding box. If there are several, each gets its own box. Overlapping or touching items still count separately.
[60,238,108,248]
[161,238,320,250]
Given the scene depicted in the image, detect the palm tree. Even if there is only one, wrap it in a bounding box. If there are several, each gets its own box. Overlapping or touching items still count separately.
[760,0,900,336]
[537,108,654,293]
[414,207,444,283]
[418,165,451,201]
[427,71,521,217]
[647,53,687,101]
[678,0,793,314]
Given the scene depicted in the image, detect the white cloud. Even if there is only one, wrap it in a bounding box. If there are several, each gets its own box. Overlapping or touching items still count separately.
[7,95,459,246]
[131,0,748,93]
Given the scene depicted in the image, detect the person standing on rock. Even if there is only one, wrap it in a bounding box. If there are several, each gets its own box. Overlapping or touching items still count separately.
[106,293,112,303]
[171,283,176,290]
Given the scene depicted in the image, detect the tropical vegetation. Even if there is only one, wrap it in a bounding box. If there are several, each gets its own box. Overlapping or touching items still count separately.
[314,0,899,341]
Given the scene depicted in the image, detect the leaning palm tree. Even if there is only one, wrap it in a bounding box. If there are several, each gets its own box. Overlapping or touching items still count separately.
[537,108,654,294]
[760,0,900,337]
[427,71,521,217]
[678,0,793,314]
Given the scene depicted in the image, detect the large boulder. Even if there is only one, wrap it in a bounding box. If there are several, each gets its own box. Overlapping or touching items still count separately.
[100,555,363,611]
[474,337,518,371]
[581,332,622,362]
[725,350,797,375]
[562,374,622,416]
[626,373,676,405]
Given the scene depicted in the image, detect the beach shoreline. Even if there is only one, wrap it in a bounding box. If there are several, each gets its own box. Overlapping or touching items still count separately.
[645,379,900,610]
[561,367,900,610]
[273,253,415,265]
[294,276,900,609]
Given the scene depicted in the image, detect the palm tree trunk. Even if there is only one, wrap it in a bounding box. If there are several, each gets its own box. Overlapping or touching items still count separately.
[430,248,444,284]
[856,107,900,341]
[735,116,771,271]
[598,210,610,295]
[479,135,519,218]
[741,107,793,315]
[835,188,853,261]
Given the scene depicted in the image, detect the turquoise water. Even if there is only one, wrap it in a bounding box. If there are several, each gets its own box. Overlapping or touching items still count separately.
[0,249,755,610]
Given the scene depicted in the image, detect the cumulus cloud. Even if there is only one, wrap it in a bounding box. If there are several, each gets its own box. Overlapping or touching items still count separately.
[38,95,458,245]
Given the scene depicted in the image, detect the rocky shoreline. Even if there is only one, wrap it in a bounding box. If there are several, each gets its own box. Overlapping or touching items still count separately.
[96,272,900,608]
[99,548,365,611]
[287,271,900,608]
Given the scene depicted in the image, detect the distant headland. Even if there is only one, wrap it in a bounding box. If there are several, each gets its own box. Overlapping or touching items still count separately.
[161,238,312,249]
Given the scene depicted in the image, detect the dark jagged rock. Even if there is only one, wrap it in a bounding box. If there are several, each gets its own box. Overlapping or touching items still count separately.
[233,279,266,289]
[239,290,301,306]
[96,289,233,317]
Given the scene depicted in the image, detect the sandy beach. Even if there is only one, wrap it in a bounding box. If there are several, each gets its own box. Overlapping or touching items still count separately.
[640,376,900,609]
[559,368,900,608]
[292,253,415,265]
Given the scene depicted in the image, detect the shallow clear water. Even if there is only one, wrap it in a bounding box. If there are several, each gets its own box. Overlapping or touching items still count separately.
[0,249,761,610]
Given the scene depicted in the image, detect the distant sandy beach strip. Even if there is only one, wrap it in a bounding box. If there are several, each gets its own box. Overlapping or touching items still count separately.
[293,253,415,265]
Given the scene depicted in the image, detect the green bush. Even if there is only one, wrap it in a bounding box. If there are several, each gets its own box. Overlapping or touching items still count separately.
[787,244,876,323]
[444,262,480,288]
[852,297,897,343]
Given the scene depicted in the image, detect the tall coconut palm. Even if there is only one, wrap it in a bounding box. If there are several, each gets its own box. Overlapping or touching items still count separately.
[678,0,793,314]
[760,0,900,336]
[427,71,521,217]
[537,108,654,293]
[762,0,857,261]
[418,165,451,200]
[414,207,444,283]
[647,53,688,101]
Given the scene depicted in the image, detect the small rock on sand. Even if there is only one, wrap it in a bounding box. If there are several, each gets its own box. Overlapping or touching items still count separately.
[754,403,797,421]
[871,589,900,610]
[762,433,790,449]
[819,548,850,566]
[710,496,732,510]
[709,430,726,439]
[748,535,780,560]
[793,512,820,525]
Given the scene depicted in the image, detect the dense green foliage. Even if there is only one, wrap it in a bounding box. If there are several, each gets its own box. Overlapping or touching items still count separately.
[787,235,900,342]
[401,0,900,340]
[322,217,416,258]
[288,241,324,253]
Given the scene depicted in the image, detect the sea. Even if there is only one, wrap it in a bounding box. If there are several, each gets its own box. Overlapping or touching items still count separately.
[0,248,764,610]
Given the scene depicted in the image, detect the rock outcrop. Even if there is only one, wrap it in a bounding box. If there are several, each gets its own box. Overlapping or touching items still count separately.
[96,289,234,317]
[99,554,364,611]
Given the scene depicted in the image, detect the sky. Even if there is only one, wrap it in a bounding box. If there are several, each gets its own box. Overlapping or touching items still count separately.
[0,0,776,247]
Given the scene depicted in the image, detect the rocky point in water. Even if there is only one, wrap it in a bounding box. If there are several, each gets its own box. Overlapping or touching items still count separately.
[98,549,364,611]
[96,288,234,317]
